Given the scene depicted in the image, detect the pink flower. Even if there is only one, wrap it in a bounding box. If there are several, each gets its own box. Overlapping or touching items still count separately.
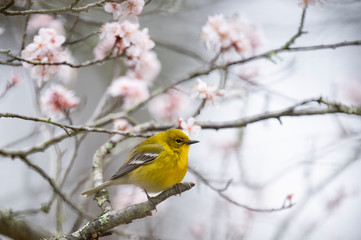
[113,119,133,131]
[27,14,65,35]
[178,118,201,137]
[148,90,190,121]
[104,0,144,23]
[282,194,295,208]
[21,28,68,82]
[94,21,154,62]
[9,70,21,87]
[107,76,149,109]
[93,35,116,60]
[126,51,161,84]
[298,0,326,8]
[125,27,155,62]
[40,84,79,118]
[0,71,21,99]
[201,14,231,51]
[193,78,225,106]
[201,14,264,59]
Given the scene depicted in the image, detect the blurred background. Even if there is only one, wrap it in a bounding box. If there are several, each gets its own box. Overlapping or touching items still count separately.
[1,0,361,239]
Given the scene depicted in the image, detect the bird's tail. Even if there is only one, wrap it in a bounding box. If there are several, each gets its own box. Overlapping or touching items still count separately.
[81,180,113,197]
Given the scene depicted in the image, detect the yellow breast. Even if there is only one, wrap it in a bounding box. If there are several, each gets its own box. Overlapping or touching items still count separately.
[128,146,189,192]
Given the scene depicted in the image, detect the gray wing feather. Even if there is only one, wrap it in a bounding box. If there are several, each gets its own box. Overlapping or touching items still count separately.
[109,143,164,180]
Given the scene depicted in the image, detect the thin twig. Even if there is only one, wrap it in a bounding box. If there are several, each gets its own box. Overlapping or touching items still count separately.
[189,167,294,212]
[282,4,308,49]
[64,30,99,46]
[0,0,15,12]
[20,0,33,52]
[18,155,93,220]
[0,0,106,16]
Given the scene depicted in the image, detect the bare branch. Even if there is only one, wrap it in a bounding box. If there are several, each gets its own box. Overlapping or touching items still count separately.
[199,98,361,130]
[18,156,93,220]
[0,0,106,16]
[44,182,195,240]
[282,4,308,49]
[0,49,125,68]
[1,98,360,158]
[0,0,15,12]
[189,167,294,212]
[0,208,51,240]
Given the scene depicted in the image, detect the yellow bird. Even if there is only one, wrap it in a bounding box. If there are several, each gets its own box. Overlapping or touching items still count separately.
[82,129,199,197]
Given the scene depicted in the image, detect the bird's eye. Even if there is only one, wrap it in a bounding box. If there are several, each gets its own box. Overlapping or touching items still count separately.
[175,139,182,143]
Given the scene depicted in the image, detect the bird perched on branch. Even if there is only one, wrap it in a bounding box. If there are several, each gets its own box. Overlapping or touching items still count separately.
[81,129,199,197]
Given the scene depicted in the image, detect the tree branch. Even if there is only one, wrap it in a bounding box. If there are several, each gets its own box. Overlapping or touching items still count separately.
[0,0,106,16]
[189,167,294,212]
[44,182,195,240]
[282,4,308,49]
[0,208,51,240]
[1,98,360,158]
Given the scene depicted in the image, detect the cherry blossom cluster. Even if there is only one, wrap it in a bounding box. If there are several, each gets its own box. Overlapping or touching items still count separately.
[40,84,80,119]
[104,0,144,23]
[27,14,65,35]
[107,76,150,109]
[20,18,79,119]
[21,28,71,83]
[201,14,264,61]
[100,22,160,108]
[193,78,225,106]
[99,1,161,112]
[178,118,201,137]
[113,118,133,131]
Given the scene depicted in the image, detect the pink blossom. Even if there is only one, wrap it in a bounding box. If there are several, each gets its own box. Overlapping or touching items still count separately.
[27,14,65,35]
[193,78,225,106]
[126,51,161,84]
[125,27,155,61]
[201,14,231,51]
[113,119,133,131]
[282,194,295,208]
[0,71,21,99]
[201,14,264,59]
[148,90,190,121]
[94,21,155,62]
[298,0,326,8]
[21,28,68,82]
[9,70,21,86]
[93,35,116,60]
[178,118,201,137]
[107,76,149,108]
[104,0,144,23]
[40,84,79,118]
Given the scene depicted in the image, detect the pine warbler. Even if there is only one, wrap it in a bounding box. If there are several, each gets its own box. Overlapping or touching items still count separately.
[81,129,199,197]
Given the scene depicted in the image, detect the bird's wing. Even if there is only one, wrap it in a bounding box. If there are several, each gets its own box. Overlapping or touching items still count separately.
[109,143,164,180]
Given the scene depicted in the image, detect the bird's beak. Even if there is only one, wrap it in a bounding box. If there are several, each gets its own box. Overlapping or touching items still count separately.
[185,140,199,145]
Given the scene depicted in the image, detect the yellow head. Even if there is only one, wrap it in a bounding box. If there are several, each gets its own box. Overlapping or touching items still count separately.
[153,129,199,153]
